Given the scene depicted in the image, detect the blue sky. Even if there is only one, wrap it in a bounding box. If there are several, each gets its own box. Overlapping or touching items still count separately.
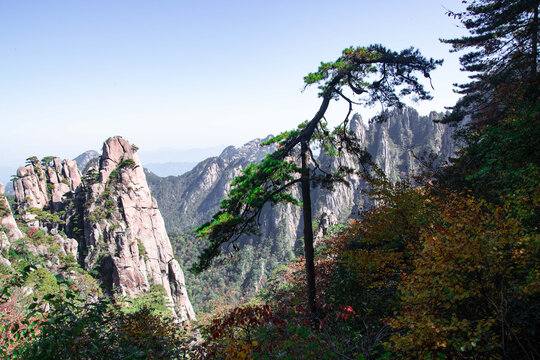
[0,0,468,174]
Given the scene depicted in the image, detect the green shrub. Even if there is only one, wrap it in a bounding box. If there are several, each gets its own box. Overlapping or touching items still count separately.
[121,284,171,318]
[40,156,56,167]
[136,238,146,259]
[24,268,62,300]
[118,159,136,169]
[15,293,190,359]
[108,169,120,182]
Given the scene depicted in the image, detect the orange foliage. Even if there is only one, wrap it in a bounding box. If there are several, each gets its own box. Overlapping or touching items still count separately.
[390,193,539,359]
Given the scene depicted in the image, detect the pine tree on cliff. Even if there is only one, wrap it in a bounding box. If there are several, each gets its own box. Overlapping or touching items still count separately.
[192,44,442,320]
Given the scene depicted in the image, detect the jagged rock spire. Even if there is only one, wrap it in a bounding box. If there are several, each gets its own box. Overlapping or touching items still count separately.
[83,136,195,321]
[9,137,195,321]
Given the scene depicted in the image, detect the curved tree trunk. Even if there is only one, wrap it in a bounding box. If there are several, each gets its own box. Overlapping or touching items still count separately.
[301,140,317,321]
[532,4,538,77]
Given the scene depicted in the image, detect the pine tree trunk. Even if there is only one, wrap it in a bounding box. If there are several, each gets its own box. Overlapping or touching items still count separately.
[300,140,317,321]
[531,4,538,77]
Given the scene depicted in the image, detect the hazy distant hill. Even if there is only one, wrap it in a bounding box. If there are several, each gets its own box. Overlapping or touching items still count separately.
[143,162,199,177]
[0,165,17,192]
[73,150,100,170]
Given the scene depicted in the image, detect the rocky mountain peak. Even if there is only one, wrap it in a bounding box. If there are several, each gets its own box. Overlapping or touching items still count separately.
[13,157,81,212]
[6,137,195,322]
[219,135,275,163]
[349,113,367,142]
[74,150,100,170]
[83,136,195,321]
[146,108,457,307]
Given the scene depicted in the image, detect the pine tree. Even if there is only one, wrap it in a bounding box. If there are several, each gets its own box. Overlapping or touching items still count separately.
[442,0,540,125]
[192,44,441,319]
[437,0,540,207]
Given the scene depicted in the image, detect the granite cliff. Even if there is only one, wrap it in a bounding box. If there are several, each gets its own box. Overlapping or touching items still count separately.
[4,137,195,321]
[80,136,194,320]
[146,107,457,309]
[149,108,455,238]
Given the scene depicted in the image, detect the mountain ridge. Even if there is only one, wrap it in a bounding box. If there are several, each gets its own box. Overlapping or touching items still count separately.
[145,107,457,310]
[1,137,195,321]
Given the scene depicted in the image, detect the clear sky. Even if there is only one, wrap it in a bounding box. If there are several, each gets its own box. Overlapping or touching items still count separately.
[0,0,468,173]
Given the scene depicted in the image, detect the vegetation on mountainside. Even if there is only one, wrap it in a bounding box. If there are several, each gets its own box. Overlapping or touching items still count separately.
[1,217,194,359]
[441,0,539,126]
[1,264,194,359]
[438,0,540,206]
[193,44,442,318]
[170,230,296,313]
[185,0,539,358]
[187,173,538,359]
[1,0,538,358]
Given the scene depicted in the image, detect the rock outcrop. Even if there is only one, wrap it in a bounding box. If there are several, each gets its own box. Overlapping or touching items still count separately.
[13,157,81,212]
[8,138,195,321]
[145,136,277,232]
[1,182,24,242]
[313,109,457,220]
[1,182,23,267]
[82,136,195,320]
[149,108,456,238]
[146,107,457,303]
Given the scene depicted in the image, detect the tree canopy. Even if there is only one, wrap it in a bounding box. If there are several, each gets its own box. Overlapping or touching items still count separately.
[193,44,442,273]
[442,0,539,125]
[192,44,441,318]
[436,0,540,209]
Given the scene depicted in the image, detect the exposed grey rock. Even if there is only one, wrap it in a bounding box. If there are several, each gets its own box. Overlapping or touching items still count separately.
[13,165,49,210]
[313,108,457,221]
[314,209,338,242]
[145,136,277,232]
[9,138,196,322]
[74,150,100,171]
[82,136,195,321]
[56,234,78,259]
[0,182,24,241]
[150,108,456,236]
[13,158,81,212]
[147,107,457,300]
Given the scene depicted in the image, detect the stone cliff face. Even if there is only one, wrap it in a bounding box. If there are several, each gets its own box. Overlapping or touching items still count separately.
[3,168,80,274]
[13,157,82,212]
[1,182,24,242]
[6,137,195,321]
[313,108,457,221]
[150,108,455,238]
[82,136,195,320]
[146,107,457,303]
[145,136,277,232]
[1,182,23,267]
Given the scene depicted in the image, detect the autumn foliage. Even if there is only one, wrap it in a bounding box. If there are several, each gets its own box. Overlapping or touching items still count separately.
[390,192,539,358]
[194,173,538,359]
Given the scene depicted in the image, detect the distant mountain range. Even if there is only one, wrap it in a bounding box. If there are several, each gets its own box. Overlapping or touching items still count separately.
[141,162,199,177]
[142,107,457,310]
[147,107,456,237]
[4,107,456,312]
[74,150,202,177]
